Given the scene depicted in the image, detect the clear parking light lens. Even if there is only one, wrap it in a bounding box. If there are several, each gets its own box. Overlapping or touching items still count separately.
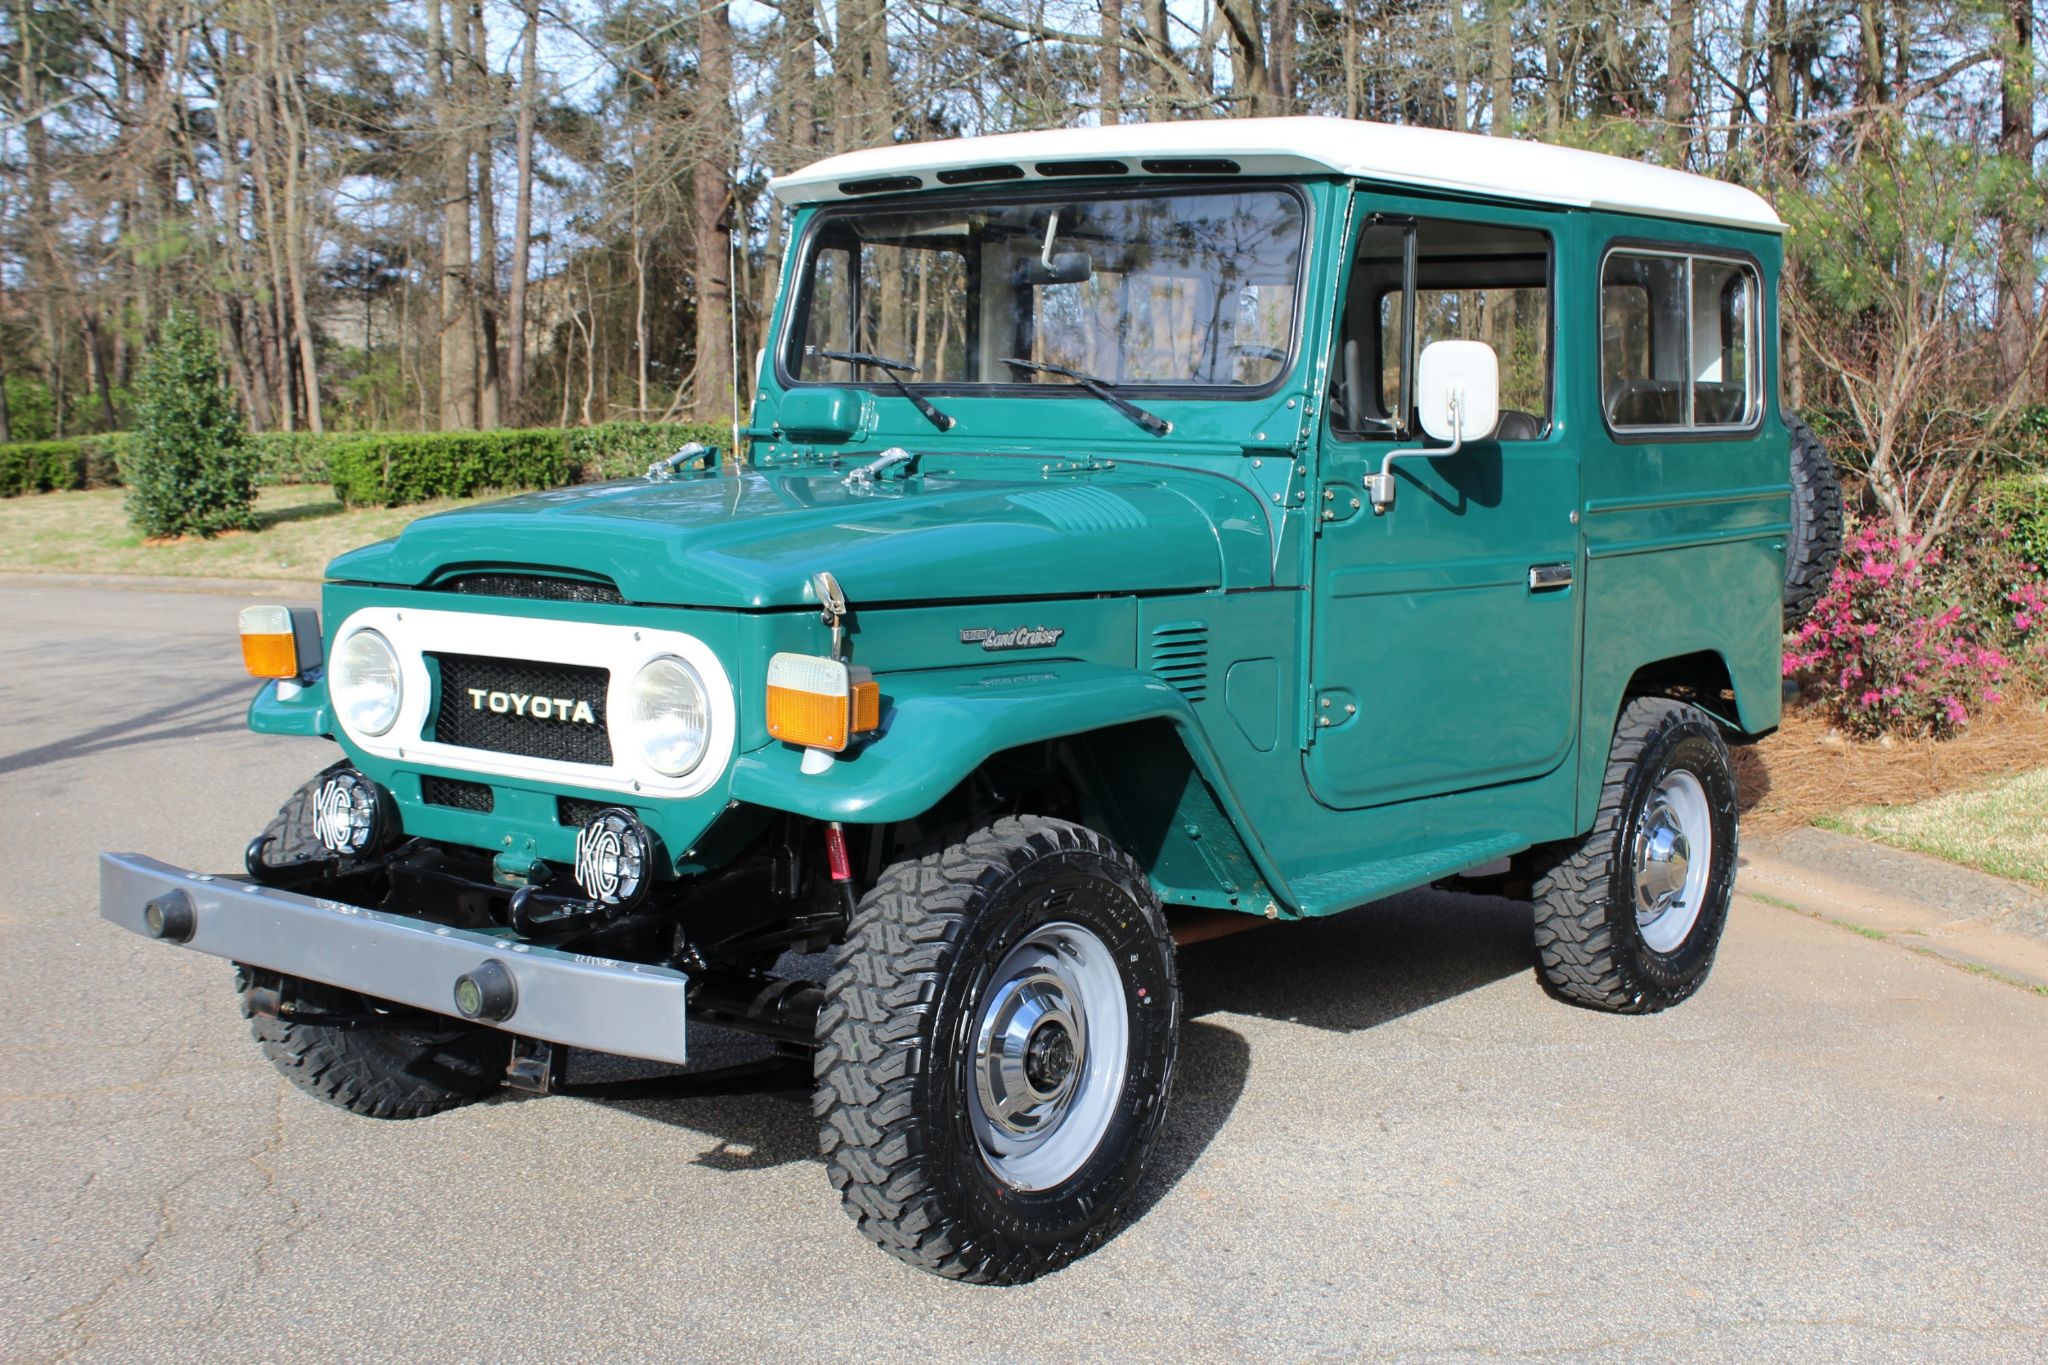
[626,655,710,776]
[331,629,403,737]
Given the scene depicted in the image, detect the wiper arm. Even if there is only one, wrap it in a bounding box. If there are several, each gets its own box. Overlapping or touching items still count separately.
[999,357,1172,436]
[808,348,955,432]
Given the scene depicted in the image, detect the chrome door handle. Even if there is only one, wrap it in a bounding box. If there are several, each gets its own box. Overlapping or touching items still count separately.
[1528,562,1573,591]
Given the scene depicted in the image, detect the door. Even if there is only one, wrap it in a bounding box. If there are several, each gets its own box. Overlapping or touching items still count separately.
[1306,199,1581,810]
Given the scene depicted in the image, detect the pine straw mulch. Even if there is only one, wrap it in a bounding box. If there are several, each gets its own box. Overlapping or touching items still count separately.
[1734,697,2048,832]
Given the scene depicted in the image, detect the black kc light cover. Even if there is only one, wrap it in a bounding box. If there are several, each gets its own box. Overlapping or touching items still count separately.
[572,808,653,908]
[311,768,389,856]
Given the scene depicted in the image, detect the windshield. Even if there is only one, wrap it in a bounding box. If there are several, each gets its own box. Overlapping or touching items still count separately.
[783,187,1306,392]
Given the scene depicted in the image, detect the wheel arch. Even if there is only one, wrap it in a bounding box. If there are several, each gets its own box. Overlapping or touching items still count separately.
[727,662,1290,914]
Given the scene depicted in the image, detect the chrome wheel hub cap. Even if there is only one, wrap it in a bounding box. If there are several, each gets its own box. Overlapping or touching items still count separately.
[968,921,1128,1191]
[1632,770,1712,953]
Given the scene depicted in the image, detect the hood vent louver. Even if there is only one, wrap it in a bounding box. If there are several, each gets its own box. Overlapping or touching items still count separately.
[437,572,626,605]
[1149,621,1210,702]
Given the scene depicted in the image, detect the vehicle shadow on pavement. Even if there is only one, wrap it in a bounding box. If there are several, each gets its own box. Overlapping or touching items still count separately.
[0,676,252,778]
[564,889,1527,1189]
[1177,887,1533,1033]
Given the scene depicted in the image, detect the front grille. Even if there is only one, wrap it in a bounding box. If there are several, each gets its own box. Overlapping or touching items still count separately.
[438,572,626,605]
[421,775,494,813]
[557,796,614,828]
[430,653,613,766]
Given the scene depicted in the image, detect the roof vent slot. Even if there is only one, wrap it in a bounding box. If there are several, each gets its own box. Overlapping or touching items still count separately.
[840,174,923,196]
[1036,159,1131,178]
[1149,621,1210,703]
[1141,158,1241,176]
[935,163,1024,185]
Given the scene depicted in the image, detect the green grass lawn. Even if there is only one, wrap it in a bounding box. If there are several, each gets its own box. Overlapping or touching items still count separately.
[0,485,463,582]
[1822,768,2048,888]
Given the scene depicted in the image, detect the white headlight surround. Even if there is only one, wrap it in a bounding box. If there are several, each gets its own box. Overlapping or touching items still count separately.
[626,655,711,777]
[331,628,403,737]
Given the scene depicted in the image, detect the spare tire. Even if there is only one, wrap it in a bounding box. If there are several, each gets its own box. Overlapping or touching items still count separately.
[1783,413,1844,630]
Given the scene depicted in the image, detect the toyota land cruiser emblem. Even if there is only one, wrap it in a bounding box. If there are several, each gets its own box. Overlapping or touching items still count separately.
[959,625,1065,651]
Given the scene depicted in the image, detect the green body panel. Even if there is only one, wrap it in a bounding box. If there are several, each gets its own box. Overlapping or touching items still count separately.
[277,178,1787,922]
[326,460,1277,607]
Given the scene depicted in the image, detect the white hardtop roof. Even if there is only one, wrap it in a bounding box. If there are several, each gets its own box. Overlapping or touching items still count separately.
[769,116,1783,233]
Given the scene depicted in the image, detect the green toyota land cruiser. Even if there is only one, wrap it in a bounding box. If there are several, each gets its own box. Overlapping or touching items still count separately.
[103,117,1842,1284]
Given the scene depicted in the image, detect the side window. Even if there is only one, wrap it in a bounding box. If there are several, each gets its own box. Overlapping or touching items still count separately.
[1331,213,1553,440]
[1601,250,1759,430]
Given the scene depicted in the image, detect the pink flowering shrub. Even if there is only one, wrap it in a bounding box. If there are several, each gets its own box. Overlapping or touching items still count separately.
[1785,510,2045,739]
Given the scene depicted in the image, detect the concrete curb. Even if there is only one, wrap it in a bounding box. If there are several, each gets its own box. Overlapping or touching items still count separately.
[1738,825,2048,991]
[0,570,316,599]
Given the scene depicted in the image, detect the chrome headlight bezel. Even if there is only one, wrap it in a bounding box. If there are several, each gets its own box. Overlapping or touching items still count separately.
[624,654,712,777]
[330,628,403,737]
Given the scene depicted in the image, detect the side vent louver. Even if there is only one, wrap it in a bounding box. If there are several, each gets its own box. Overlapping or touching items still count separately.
[1149,621,1210,702]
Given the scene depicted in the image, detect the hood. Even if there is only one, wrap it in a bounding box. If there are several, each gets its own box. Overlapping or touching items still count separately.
[325,463,1274,608]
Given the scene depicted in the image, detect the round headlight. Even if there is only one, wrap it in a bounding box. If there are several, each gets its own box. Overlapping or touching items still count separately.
[626,655,710,776]
[331,629,402,737]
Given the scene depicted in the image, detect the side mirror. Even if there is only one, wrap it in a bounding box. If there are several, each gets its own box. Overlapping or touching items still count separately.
[1416,339,1501,443]
[1363,340,1502,515]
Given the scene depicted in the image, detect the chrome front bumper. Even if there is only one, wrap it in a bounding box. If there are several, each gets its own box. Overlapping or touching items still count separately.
[99,852,690,1065]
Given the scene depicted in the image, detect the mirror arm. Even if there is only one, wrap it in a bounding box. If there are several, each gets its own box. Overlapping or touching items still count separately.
[1362,394,1463,515]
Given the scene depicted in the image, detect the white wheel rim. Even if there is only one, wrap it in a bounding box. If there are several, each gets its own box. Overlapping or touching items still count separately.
[968,921,1128,1192]
[1632,769,1712,953]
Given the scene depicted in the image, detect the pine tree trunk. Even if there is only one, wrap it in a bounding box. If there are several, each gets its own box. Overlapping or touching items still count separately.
[433,0,477,429]
[1100,0,1124,121]
[692,0,736,422]
[505,0,540,420]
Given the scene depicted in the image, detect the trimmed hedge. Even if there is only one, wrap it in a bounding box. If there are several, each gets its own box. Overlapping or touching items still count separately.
[2,420,742,507]
[248,431,338,486]
[327,429,570,507]
[565,420,733,481]
[329,421,737,507]
[0,440,84,496]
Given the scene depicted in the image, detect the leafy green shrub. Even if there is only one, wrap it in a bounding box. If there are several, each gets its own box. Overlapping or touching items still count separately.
[1988,472,2048,574]
[2,374,57,443]
[248,430,337,486]
[77,433,130,488]
[120,311,257,538]
[0,440,84,496]
[564,420,733,481]
[326,429,570,507]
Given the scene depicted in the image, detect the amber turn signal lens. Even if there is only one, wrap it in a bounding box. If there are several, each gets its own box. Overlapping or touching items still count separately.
[765,654,882,753]
[239,604,317,680]
[240,632,300,678]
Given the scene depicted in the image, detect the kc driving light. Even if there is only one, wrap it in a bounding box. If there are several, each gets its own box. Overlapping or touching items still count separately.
[626,656,711,776]
[331,629,403,736]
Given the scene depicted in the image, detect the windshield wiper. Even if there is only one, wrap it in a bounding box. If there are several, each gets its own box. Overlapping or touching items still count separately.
[999,358,1172,436]
[808,348,955,432]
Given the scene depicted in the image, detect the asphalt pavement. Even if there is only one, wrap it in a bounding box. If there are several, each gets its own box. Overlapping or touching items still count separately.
[2,579,2044,1363]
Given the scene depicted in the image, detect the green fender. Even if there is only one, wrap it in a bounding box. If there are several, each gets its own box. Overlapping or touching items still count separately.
[728,660,1293,905]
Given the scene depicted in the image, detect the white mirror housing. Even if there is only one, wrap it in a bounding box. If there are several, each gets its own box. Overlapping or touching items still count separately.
[1416,340,1501,443]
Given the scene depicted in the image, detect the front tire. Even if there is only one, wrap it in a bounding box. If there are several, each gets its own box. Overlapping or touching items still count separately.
[1531,698,1738,1013]
[240,972,505,1119]
[813,816,1180,1284]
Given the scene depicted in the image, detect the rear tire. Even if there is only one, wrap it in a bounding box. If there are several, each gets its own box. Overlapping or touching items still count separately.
[1783,413,1844,629]
[1532,698,1738,1014]
[813,816,1179,1284]
[240,971,504,1119]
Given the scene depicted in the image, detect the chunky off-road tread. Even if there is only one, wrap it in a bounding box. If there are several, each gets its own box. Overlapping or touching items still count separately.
[251,761,348,871]
[241,973,503,1120]
[1783,413,1845,630]
[814,815,1175,1284]
[1531,698,1736,1014]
